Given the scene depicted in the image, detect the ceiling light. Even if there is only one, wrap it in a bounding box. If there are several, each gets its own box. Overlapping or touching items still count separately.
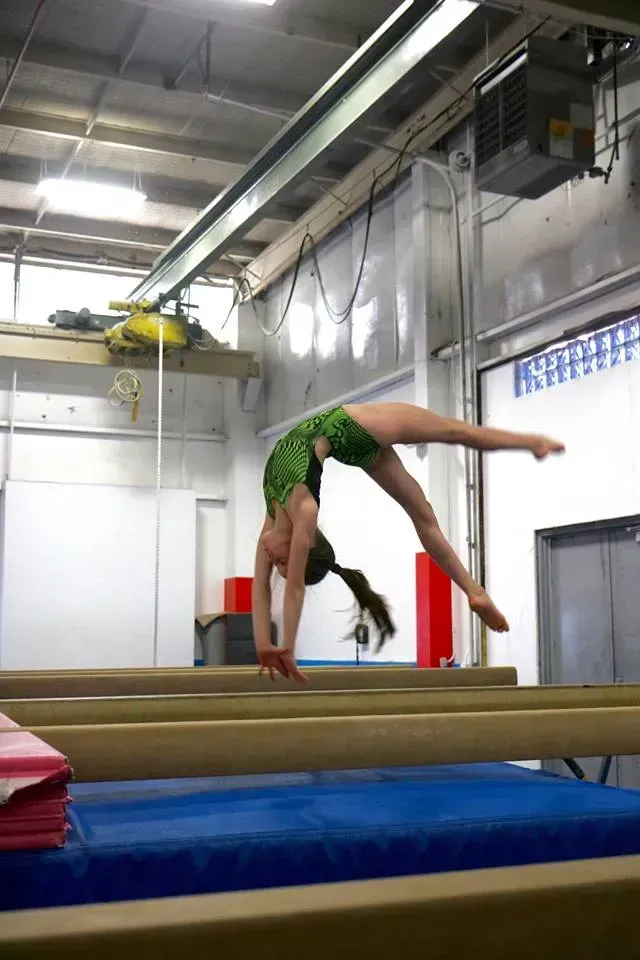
[231,0,277,5]
[35,179,146,218]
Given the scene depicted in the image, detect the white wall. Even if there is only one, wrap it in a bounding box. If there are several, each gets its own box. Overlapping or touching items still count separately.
[0,481,196,669]
[195,500,226,616]
[261,171,456,426]
[0,262,242,666]
[483,352,640,686]
[267,378,425,664]
[0,360,226,487]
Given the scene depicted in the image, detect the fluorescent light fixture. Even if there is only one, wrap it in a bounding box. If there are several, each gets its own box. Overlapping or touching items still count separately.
[35,179,146,218]
[232,0,277,4]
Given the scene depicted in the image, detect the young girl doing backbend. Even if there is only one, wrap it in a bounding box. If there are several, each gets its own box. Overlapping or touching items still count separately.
[252,402,564,683]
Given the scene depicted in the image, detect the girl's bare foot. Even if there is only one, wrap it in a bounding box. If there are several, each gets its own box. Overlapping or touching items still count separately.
[468,591,509,632]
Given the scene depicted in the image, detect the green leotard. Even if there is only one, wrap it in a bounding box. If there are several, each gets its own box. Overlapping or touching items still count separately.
[263,406,380,517]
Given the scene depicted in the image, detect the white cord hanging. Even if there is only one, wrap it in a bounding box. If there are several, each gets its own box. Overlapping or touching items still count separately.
[108,369,143,408]
[152,323,164,667]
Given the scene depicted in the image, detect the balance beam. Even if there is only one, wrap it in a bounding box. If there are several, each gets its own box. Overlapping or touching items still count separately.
[4,682,640,727]
[3,855,640,959]
[0,664,421,676]
[0,666,517,699]
[4,705,640,781]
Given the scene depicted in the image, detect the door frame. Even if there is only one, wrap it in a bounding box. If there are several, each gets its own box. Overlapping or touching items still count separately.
[536,513,640,685]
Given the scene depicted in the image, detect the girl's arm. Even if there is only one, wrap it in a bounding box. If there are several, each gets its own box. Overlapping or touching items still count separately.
[282,498,318,653]
[252,516,275,656]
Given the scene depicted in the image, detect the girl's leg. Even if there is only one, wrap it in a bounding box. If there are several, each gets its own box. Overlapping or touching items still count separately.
[366,448,509,633]
[346,402,564,458]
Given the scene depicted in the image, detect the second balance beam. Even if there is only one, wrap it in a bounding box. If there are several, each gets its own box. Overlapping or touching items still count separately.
[4,705,640,781]
[4,682,640,726]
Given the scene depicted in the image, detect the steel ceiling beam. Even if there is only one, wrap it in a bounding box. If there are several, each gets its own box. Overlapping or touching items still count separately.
[247,14,568,296]
[0,107,348,184]
[0,0,48,112]
[482,0,640,34]
[0,234,239,280]
[0,208,174,250]
[32,8,149,229]
[118,0,365,51]
[0,106,254,167]
[128,0,479,305]
[0,35,311,121]
[0,207,266,260]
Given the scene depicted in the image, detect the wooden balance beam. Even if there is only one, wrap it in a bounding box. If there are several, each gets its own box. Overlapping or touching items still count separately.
[4,682,640,727]
[3,705,640,781]
[0,664,422,676]
[2,855,640,959]
[0,666,517,699]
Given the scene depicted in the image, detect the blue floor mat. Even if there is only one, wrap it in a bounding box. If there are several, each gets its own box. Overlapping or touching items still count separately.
[3,762,640,911]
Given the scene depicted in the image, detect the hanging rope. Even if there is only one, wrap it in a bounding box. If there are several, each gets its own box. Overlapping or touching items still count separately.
[152,322,164,667]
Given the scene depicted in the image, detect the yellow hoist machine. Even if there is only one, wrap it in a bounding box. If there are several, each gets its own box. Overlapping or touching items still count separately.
[105,300,191,357]
[103,299,216,421]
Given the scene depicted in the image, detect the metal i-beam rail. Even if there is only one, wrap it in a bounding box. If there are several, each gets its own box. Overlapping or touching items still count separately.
[5,706,640,780]
[0,322,257,378]
[3,856,640,959]
[4,682,640,726]
[128,0,479,306]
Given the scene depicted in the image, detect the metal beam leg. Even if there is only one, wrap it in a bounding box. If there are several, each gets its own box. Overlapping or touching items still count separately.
[563,758,587,780]
[598,756,613,784]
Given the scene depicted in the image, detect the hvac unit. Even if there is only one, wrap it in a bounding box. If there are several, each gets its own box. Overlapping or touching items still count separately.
[473,37,595,199]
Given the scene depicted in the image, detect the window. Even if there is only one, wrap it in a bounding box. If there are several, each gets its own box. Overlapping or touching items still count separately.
[514,313,640,398]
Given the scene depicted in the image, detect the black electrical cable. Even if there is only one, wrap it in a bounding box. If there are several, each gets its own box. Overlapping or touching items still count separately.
[603,42,621,184]
[222,136,410,336]
[224,17,554,338]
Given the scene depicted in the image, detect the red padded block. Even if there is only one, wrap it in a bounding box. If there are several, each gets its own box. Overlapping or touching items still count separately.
[224,577,253,613]
[0,712,72,851]
[415,552,453,668]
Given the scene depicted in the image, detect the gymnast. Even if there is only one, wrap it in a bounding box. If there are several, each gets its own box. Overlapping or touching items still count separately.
[252,402,564,683]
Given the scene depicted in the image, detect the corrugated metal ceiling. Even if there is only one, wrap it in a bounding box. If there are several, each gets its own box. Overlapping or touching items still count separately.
[0,0,521,274]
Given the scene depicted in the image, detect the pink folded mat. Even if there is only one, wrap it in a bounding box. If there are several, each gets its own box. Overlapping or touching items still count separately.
[0,712,72,851]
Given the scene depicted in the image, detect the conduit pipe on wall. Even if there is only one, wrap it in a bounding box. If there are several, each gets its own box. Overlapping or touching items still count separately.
[0,422,227,443]
[257,366,416,439]
[6,370,18,482]
[414,154,481,666]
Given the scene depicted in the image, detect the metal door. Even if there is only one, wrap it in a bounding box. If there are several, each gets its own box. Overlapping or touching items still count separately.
[538,527,615,782]
[538,517,640,788]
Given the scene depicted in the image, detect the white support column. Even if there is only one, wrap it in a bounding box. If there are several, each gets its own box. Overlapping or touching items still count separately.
[411,160,469,662]
[411,160,454,536]
[223,301,266,578]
